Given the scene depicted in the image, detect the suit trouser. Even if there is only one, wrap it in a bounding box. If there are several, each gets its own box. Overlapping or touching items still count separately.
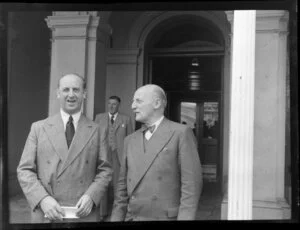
[99,148,120,218]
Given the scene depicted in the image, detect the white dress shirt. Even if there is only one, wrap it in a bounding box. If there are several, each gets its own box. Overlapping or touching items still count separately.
[60,109,81,131]
[109,112,118,124]
[145,116,164,140]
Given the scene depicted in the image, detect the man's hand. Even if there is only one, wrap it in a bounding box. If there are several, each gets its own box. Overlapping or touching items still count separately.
[75,194,94,218]
[40,196,65,221]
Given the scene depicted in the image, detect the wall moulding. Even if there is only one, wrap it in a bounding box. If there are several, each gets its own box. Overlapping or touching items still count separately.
[226,10,289,33]
[53,11,99,16]
[106,48,140,64]
[46,15,102,40]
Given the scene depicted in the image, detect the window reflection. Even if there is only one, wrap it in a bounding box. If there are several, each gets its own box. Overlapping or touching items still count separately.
[180,102,196,130]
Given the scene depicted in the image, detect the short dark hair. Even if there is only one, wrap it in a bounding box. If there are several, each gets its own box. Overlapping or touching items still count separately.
[58,73,86,89]
[109,96,121,103]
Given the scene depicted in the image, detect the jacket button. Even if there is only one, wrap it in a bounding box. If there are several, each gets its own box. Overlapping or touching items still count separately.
[131,196,135,200]
[152,195,157,200]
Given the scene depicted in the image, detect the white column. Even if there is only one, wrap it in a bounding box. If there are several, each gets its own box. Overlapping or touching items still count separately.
[46,11,111,119]
[227,10,256,220]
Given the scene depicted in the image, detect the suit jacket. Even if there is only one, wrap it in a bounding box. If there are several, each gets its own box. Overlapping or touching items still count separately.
[111,118,203,221]
[17,113,112,223]
[94,113,133,165]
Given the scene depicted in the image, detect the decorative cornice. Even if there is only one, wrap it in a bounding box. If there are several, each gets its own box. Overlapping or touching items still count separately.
[53,11,99,16]
[256,10,289,33]
[46,14,101,40]
[46,15,91,27]
[226,10,289,33]
[107,48,140,64]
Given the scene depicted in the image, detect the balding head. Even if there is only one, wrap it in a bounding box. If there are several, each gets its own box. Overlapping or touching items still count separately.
[132,84,167,125]
[139,84,167,109]
[56,73,86,114]
[57,73,86,89]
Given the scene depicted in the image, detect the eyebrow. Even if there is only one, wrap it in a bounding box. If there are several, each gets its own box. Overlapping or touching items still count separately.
[62,86,80,88]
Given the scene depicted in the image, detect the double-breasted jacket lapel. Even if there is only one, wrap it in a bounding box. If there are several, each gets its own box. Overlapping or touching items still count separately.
[44,114,68,162]
[57,115,97,178]
[129,118,174,195]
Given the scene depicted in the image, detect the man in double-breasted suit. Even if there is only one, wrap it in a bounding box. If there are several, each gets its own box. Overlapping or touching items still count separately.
[111,84,203,221]
[17,73,112,223]
[95,96,133,220]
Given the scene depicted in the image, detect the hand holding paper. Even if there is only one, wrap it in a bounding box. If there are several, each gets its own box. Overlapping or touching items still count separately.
[40,196,65,221]
[75,194,94,218]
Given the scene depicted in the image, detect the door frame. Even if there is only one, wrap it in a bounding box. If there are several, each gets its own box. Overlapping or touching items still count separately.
[145,49,225,193]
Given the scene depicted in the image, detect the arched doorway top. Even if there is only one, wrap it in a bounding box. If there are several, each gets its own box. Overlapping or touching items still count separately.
[127,11,231,49]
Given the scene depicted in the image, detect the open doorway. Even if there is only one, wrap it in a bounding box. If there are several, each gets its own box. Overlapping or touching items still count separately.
[148,55,223,196]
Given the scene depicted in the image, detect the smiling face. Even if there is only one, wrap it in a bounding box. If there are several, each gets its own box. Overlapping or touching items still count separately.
[56,74,86,115]
[108,98,120,115]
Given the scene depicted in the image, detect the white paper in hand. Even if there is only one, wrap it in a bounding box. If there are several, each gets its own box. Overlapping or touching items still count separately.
[61,206,79,219]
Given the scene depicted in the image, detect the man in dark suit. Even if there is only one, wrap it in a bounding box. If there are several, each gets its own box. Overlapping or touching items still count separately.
[111,84,202,221]
[95,96,133,220]
[17,73,112,223]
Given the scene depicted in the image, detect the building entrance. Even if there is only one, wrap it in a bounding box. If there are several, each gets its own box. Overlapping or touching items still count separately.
[148,55,223,195]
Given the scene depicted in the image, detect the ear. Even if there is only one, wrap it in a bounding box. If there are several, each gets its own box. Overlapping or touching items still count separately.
[153,98,161,109]
[83,90,87,99]
[56,89,60,99]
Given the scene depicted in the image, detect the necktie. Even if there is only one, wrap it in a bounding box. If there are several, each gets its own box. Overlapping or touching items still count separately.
[111,115,114,125]
[66,115,75,148]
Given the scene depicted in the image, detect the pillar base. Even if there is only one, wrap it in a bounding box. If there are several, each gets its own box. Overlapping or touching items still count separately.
[221,197,291,220]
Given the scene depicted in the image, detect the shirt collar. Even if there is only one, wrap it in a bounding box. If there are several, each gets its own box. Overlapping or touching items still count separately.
[148,116,164,133]
[109,112,118,120]
[60,109,81,130]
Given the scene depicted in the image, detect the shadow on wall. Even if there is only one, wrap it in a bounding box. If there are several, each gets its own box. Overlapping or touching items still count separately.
[8,11,51,197]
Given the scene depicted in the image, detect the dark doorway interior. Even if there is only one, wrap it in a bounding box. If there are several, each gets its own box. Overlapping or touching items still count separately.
[150,55,223,195]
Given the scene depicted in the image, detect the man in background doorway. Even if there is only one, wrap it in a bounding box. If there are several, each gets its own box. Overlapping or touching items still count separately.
[95,96,133,220]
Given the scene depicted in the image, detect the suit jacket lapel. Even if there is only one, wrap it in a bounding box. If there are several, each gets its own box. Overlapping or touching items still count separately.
[57,115,97,178]
[131,118,174,194]
[128,130,145,195]
[113,114,122,132]
[44,114,68,162]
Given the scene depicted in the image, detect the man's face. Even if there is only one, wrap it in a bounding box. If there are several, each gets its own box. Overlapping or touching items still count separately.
[131,87,155,124]
[108,99,120,115]
[57,74,86,114]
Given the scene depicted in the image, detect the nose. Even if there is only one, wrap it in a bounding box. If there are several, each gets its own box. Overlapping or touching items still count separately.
[68,89,75,97]
[131,101,136,110]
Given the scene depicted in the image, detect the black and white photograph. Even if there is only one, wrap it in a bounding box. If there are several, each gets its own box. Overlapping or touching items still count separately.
[0,1,298,229]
